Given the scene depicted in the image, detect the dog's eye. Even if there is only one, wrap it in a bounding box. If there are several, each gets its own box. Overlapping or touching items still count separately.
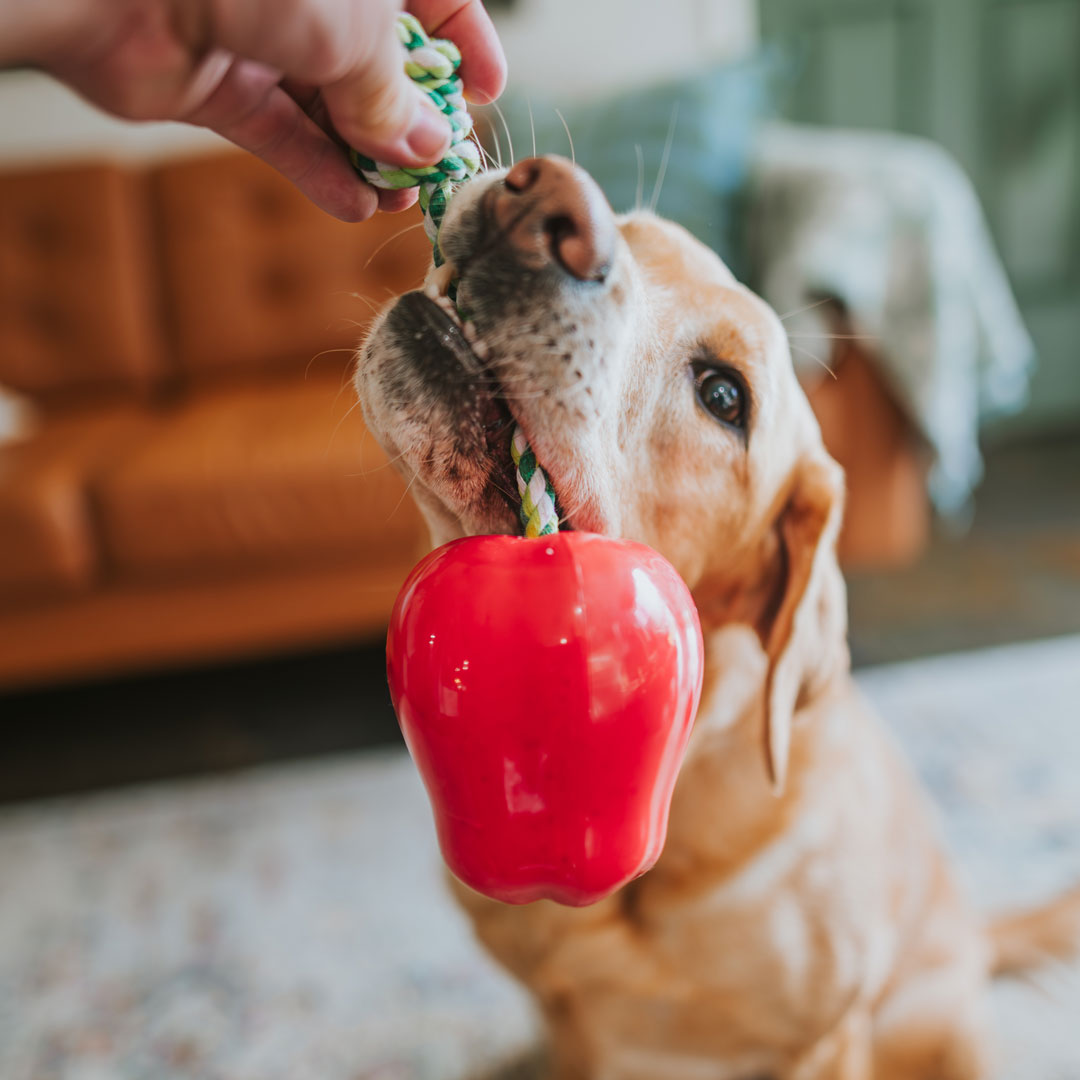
[694,367,746,428]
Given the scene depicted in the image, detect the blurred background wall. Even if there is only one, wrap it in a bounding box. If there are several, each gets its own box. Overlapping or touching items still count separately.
[759,0,1080,438]
[0,69,224,166]
[495,0,758,96]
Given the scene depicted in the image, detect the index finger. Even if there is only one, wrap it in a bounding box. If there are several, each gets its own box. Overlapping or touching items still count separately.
[408,0,507,104]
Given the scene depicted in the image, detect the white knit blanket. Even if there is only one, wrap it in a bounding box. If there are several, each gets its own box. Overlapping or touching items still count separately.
[750,123,1036,515]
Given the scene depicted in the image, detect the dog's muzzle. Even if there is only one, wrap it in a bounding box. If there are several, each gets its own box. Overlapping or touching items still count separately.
[476,155,617,283]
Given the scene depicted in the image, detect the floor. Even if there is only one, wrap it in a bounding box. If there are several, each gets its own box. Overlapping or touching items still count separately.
[2,634,1078,1080]
[847,427,1080,666]
[1,429,1078,804]
[0,642,401,804]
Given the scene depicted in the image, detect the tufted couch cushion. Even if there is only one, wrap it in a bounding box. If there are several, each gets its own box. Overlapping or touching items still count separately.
[92,373,424,578]
[0,164,162,401]
[153,153,432,380]
[0,405,153,604]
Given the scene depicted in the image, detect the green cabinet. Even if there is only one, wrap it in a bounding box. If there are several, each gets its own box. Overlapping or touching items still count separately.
[761,0,1080,433]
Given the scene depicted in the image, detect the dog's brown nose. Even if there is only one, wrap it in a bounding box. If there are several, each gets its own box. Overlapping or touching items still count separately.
[493,156,615,282]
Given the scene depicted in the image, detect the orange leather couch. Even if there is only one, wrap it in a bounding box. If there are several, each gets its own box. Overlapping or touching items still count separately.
[0,152,434,691]
[0,151,926,692]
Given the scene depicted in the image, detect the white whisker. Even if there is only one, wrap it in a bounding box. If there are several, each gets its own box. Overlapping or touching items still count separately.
[557,489,590,529]
[527,97,537,159]
[387,463,427,521]
[787,333,876,342]
[490,99,515,167]
[498,389,570,402]
[360,221,425,274]
[789,342,837,379]
[649,102,680,212]
[324,394,364,453]
[778,296,835,323]
[475,136,498,173]
[305,345,361,380]
[336,358,355,395]
[329,290,383,317]
[554,108,575,165]
[634,143,645,211]
[346,442,413,478]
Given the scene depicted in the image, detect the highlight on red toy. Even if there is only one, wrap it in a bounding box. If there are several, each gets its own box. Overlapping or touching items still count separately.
[386,531,705,907]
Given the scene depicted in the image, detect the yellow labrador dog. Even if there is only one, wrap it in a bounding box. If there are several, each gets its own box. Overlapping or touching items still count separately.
[356,157,1079,1080]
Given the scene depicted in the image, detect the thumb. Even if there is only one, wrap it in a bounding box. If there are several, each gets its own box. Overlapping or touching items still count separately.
[323,16,451,169]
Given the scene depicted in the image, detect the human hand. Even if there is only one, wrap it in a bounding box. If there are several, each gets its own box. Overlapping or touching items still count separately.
[7,0,506,221]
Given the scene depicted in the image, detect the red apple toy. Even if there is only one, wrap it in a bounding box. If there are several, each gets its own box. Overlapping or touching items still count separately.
[387,532,704,906]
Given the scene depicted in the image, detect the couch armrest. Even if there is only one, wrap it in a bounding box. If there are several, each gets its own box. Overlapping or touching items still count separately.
[801,311,930,569]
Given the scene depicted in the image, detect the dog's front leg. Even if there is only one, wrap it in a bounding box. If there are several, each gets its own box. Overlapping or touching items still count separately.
[450,876,667,1079]
[786,1009,874,1080]
[448,874,628,981]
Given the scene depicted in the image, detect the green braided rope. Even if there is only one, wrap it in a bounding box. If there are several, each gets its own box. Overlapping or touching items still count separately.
[511,427,560,538]
[355,12,559,538]
[349,12,480,262]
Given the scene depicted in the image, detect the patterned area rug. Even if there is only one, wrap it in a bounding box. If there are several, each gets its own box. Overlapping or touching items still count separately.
[2,635,1078,1079]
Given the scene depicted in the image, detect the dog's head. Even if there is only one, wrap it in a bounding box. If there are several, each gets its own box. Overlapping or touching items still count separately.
[356,157,848,790]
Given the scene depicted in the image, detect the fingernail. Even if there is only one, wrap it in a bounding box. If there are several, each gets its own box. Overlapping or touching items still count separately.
[406,100,451,162]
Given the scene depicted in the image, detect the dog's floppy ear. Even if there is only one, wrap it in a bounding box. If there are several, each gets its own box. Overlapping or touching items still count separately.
[761,457,847,794]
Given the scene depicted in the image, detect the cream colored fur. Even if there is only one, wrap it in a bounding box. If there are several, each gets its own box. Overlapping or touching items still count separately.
[356,165,1079,1080]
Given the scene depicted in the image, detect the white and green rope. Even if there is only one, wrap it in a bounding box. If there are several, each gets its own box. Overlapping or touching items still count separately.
[511,427,560,538]
[355,11,559,538]
[349,12,481,258]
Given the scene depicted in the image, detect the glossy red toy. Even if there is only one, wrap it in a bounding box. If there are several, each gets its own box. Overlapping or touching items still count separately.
[387,532,704,907]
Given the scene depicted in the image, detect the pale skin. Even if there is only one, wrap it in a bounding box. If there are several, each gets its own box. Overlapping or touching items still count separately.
[0,0,506,221]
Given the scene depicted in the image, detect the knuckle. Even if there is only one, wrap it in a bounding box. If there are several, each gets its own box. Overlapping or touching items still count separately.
[323,0,397,80]
[356,78,414,138]
[304,21,349,80]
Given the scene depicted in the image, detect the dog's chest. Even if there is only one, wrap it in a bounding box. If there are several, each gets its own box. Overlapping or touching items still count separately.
[620,765,902,1046]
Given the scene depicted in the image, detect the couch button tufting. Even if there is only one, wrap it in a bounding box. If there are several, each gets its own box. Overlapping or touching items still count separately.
[248,183,293,224]
[21,212,67,256]
[256,262,305,304]
[23,297,72,344]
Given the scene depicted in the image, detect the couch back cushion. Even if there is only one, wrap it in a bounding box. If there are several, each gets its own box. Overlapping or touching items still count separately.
[0,164,163,401]
[153,152,432,380]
